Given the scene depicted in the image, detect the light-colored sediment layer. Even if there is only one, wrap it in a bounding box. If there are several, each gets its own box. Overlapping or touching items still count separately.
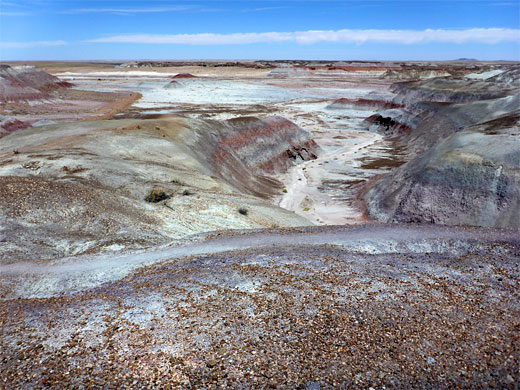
[273,99,402,225]
[0,117,314,263]
[278,131,384,224]
[55,68,402,225]
[1,224,518,388]
[1,223,517,298]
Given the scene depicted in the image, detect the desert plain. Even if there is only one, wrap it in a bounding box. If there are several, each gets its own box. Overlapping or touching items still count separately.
[0,60,519,388]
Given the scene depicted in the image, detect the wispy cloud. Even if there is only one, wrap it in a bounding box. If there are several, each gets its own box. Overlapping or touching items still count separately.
[88,28,520,45]
[0,11,31,16]
[59,6,192,15]
[240,6,287,13]
[0,40,67,48]
[0,1,24,6]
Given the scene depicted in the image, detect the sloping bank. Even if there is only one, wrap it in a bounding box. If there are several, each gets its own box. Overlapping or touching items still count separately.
[362,68,520,228]
[0,115,318,262]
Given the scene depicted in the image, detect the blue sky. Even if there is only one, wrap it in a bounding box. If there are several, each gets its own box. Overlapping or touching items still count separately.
[1,0,519,61]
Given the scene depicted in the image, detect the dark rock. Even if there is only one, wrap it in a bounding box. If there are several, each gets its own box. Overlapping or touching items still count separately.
[145,188,170,203]
[365,114,520,228]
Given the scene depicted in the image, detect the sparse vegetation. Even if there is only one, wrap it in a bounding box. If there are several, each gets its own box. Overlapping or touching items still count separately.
[182,189,194,196]
[282,189,288,193]
[145,188,170,203]
[238,207,248,216]
[303,207,310,211]
[171,178,185,185]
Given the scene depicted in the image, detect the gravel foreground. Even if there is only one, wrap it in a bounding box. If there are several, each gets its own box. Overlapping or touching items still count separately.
[1,225,519,389]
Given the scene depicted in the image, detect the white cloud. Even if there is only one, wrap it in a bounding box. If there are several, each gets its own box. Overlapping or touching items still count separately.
[88,28,520,45]
[0,11,30,16]
[60,6,192,15]
[240,6,287,13]
[0,40,67,48]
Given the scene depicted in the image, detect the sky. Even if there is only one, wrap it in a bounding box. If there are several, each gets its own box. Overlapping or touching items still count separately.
[0,0,519,61]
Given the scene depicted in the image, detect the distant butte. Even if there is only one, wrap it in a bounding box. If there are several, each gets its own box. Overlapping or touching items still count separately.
[172,73,197,78]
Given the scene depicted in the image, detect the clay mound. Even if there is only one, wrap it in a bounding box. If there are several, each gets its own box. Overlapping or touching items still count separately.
[172,73,197,79]
[0,115,31,137]
[0,65,72,102]
[364,90,520,155]
[0,175,167,261]
[391,78,510,105]
[185,115,320,198]
[365,112,520,228]
[268,65,391,78]
[327,98,404,110]
[364,111,414,136]
[164,80,178,89]
[0,116,316,261]
[488,66,520,88]
[380,68,450,80]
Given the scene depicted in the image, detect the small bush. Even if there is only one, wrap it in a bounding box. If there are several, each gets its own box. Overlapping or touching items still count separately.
[282,189,288,193]
[145,188,170,203]
[182,189,193,196]
[238,207,248,216]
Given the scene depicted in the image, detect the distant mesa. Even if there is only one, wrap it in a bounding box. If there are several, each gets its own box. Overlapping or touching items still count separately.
[172,73,197,79]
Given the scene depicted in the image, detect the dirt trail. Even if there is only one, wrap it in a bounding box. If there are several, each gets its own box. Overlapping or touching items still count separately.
[278,131,382,223]
[1,223,518,388]
[1,224,518,299]
[86,91,142,120]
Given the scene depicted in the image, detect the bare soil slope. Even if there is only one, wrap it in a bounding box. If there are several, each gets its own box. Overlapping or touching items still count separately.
[1,224,518,388]
[364,65,520,228]
[0,116,314,262]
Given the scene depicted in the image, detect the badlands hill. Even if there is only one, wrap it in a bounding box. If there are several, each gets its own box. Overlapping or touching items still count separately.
[364,66,520,228]
[0,65,139,137]
[0,61,518,389]
[0,64,72,102]
[0,115,317,263]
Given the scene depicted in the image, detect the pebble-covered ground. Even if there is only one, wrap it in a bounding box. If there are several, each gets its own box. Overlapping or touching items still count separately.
[1,225,519,389]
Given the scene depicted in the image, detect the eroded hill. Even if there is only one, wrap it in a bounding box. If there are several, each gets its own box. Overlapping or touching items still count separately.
[0,115,317,262]
[0,61,519,389]
[363,66,520,228]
